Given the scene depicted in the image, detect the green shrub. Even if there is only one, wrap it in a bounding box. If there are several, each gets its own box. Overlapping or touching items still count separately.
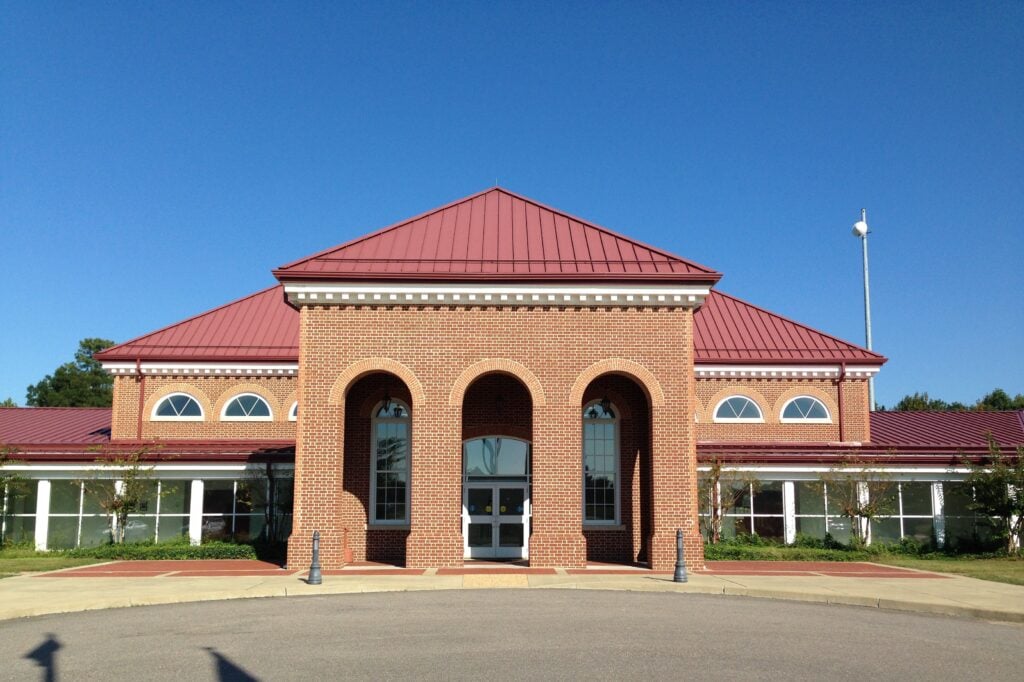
[65,537,257,560]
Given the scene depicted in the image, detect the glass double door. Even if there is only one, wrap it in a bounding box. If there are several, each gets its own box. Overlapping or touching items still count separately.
[463,483,530,559]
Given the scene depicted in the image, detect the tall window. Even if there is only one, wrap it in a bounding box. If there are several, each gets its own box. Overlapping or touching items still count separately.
[583,400,618,524]
[372,399,410,524]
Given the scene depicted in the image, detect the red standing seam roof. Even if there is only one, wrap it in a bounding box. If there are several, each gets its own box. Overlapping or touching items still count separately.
[870,410,1024,448]
[694,290,885,364]
[0,408,112,445]
[273,187,722,283]
[94,287,885,366]
[95,286,299,363]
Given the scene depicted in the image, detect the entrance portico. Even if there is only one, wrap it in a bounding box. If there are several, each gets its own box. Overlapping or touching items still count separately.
[279,188,718,571]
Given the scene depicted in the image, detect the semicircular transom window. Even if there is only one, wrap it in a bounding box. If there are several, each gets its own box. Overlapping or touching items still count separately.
[289,402,298,421]
[153,393,203,420]
[781,396,831,422]
[713,396,763,422]
[222,394,272,421]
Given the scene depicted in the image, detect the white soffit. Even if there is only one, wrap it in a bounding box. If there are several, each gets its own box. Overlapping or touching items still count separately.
[283,282,711,308]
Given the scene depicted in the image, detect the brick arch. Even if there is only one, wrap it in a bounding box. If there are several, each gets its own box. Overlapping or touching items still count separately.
[703,385,771,422]
[327,358,426,407]
[772,385,839,423]
[448,359,547,407]
[212,382,282,421]
[144,382,214,420]
[569,359,665,408]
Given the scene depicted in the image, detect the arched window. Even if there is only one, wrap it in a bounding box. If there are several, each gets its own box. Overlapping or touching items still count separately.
[371,399,410,524]
[152,393,204,421]
[288,402,298,421]
[583,400,618,524]
[713,396,763,423]
[781,396,831,423]
[221,393,273,421]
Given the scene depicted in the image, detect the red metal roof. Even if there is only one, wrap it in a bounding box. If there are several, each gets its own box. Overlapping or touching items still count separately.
[870,410,1024,448]
[273,187,721,284]
[0,408,112,445]
[694,290,885,364]
[96,286,884,365]
[96,286,298,363]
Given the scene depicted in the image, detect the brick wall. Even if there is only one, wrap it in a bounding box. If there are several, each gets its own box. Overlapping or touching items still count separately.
[286,304,702,571]
[695,377,870,443]
[110,375,297,440]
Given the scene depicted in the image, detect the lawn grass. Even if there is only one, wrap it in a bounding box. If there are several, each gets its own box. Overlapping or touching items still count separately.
[874,556,1024,586]
[0,555,104,574]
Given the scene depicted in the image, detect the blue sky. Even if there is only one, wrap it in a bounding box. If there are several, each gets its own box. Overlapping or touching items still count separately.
[1,2,1021,408]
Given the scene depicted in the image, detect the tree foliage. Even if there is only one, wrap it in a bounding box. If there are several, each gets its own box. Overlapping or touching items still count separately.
[0,398,16,408]
[26,338,115,407]
[80,447,165,544]
[698,458,761,544]
[820,456,898,547]
[963,438,1024,555]
[885,388,1023,412]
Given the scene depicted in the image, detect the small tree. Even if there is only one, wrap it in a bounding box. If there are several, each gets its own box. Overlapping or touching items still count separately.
[1,398,17,407]
[963,437,1024,555]
[698,458,761,543]
[821,456,898,547]
[80,446,162,544]
[1,446,27,546]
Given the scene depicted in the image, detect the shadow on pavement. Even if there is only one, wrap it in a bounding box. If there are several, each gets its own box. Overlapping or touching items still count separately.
[205,647,259,681]
[24,632,61,682]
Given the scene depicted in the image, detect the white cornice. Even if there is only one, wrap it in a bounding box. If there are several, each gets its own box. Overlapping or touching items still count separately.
[102,362,298,377]
[102,361,881,379]
[283,282,711,308]
[694,364,881,379]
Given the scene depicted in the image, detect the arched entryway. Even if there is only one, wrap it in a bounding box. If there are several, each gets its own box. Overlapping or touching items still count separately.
[460,373,533,560]
[342,371,414,564]
[580,374,652,565]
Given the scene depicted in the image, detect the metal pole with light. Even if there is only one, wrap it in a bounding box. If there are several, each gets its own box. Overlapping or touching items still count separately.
[852,209,875,411]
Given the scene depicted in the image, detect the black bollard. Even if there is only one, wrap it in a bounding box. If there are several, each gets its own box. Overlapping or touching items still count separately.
[673,528,688,583]
[307,530,323,585]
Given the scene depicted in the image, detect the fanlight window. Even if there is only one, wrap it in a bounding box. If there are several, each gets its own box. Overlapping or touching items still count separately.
[289,402,298,421]
[372,399,410,523]
[463,437,530,478]
[222,394,272,420]
[153,393,203,420]
[781,396,830,422]
[713,396,763,422]
[583,400,618,524]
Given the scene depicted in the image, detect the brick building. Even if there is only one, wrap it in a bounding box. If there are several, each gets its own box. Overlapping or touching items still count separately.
[2,188,1021,566]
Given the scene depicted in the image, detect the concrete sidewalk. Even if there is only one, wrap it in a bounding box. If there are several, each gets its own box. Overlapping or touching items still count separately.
[2,564,1023,624]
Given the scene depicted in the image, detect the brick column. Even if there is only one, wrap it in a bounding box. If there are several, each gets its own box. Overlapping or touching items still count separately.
[286,307,347,569]
[406,402,463,567]
[529,402,586,567]
[647,402,704,571]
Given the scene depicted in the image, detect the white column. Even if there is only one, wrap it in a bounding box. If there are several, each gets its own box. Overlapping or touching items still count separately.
[856,481,871,544]
[783,481,796,544]
[932,483,945,549]
[188,480,204,546]
[112,480,125,543]
[34,480,50,551]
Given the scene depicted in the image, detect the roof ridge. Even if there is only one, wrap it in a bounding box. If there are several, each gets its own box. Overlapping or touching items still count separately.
[705,290,885,361]
[0,406,112,411]
[274,187,720,277]
[95,285,283,360]
[274,187,499,272]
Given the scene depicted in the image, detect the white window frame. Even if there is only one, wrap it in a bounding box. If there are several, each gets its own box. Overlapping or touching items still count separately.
[779,396,832,424]
[370,399,411,526]
[712,395,764,423]
[151,392,205,421]
[220,393,274,422]
[582,400,621,526]
[288,401,298,421]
